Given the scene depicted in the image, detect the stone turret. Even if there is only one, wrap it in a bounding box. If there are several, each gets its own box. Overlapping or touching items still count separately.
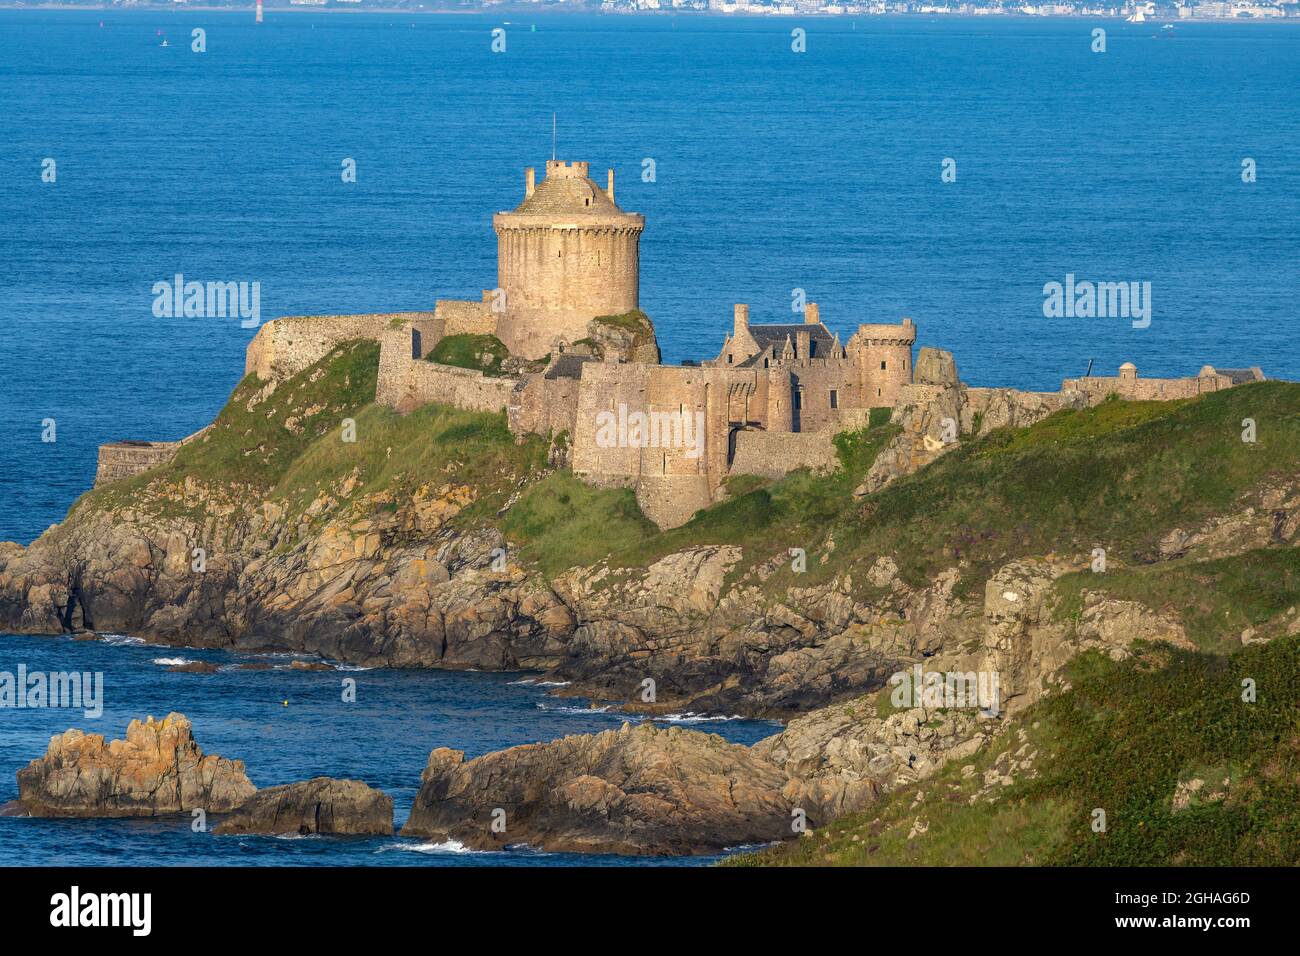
[493,160,645,360]
[847,317,916,406]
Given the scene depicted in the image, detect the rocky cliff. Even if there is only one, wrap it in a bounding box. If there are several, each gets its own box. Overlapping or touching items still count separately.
[4,341,1298,856]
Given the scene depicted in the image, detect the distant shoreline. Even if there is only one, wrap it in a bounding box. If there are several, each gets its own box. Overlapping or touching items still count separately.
[0,5,1292,23]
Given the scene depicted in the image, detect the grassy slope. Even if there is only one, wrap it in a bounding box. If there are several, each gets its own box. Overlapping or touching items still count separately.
[81,347,1300,597]
[426,333,511,377]
[810,382,1300,598]
[506,381,1300,598]
[733,633,1300,867]
[79,340,547,533]
[1053,547,1300,653]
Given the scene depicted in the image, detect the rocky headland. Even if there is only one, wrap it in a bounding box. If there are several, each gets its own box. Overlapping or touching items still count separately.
[4,340,1298,860]
[402,722,791,855]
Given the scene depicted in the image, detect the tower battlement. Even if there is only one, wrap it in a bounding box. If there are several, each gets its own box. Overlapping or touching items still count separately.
[493,159,644,359]
[545,159,590,179]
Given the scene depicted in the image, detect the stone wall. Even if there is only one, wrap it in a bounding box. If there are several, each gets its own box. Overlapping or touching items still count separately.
[94,426,211,487]
[377,348,517,415]
[508,367,583,439]
[728,429,839,480]
[245,312,434,383]
[434,297,497,339]
[94,441,181,487]
[1061,365,1243,404]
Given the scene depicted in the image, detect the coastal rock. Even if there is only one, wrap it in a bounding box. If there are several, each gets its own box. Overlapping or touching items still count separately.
[914,347,958,388]
[755,697,995,821]
[169,661,220,673]
[856,383,1086,495]
[16,713,255,817]
[401,722,793,855]
[213,777,393,836]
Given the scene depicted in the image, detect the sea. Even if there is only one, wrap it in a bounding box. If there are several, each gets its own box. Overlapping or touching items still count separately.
[0,9,1296,865]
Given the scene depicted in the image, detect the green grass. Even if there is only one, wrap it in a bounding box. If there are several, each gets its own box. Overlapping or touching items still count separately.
[1053,547,1300,653]
[426,333,511,376]
[603,420,901,589]
[274,402,545,533]
[823,381,1300,594]
[733,635,1300,866]
[87,340,380,514]
[81,341,547,532]
[500,471,655,578]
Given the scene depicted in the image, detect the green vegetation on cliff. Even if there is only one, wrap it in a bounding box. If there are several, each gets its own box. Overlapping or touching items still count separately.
[81,340,547,534]
[426,333,511,377]
[827,381,1300,595]
[80,336,1300,603]
[88,340,382,512]
[733,633,1300,867]
[1053,547,1300,653]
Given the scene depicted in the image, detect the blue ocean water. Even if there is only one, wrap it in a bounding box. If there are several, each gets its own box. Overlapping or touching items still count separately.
[1,11,1297,866]
[1,11,1297,544]
[0,633,779,865]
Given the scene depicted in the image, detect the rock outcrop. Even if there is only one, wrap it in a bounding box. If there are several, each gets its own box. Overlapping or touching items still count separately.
[755,702,995,821]
[402,722,793,855]
[213,777,393,836]
[15,713,255,817]
[858,353,1088,493]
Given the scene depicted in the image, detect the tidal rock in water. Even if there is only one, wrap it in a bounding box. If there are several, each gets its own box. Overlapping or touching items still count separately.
[169,661,220,673]
[402,721,793,856]
[214,777,393,836]
[16,712,255,817]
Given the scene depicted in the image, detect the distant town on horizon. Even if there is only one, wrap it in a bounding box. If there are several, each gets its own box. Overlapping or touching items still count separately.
[11,0,1300,21]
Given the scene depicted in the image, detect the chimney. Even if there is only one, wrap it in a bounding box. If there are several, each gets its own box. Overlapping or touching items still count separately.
[525,167,535,198]
[606,168,615,203]
[804,302,820,325]
[733,304,749,338]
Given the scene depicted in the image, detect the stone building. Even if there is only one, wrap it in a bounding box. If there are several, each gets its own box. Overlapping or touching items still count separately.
[492,160,643,360]
[94,156,1270,529]
[708,303,916,432]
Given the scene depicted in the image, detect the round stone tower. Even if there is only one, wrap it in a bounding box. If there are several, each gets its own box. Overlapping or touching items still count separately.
[848,317,917,407]
[493,160,644,360]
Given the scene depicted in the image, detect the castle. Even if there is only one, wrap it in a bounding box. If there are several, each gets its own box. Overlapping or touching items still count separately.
[97,158,1266,529]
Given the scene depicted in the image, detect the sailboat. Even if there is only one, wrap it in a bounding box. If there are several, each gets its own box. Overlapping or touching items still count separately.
[1125,9,1146,21]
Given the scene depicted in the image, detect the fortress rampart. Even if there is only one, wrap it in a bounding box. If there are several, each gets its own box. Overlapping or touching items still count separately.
[94,441,181,487]
[376,323,515,415]
[93,426,210,487]
[729,429,839,480]
[245,312,432,383]
[1062,363,1264,403]
[92,156,1271,533]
